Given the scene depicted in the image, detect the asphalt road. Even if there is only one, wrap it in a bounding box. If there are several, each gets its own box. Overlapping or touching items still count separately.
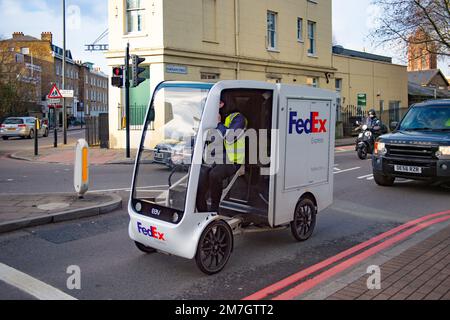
[0,144,449,300]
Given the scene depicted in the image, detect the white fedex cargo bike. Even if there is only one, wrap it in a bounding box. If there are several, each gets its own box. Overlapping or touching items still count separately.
[129,81,336,275]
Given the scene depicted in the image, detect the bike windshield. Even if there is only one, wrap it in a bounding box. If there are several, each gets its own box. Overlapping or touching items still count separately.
[133,84,211,214]
[399,106,450,131]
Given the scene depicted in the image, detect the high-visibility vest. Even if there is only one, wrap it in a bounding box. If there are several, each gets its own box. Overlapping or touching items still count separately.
[446,118,450,127]
[224,113,248,164]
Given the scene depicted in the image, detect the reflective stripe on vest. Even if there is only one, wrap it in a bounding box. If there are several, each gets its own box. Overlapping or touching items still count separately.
[224,113,247,164]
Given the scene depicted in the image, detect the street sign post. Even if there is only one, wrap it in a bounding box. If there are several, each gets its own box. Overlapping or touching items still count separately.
[47,85,63,149]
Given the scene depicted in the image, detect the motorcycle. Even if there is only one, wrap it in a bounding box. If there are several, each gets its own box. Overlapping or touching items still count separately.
[354,121,376,160]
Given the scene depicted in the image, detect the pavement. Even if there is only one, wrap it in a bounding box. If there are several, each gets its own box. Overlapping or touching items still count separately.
[0,193,122,234]
[10,144,138,165]
[325,225,450,300]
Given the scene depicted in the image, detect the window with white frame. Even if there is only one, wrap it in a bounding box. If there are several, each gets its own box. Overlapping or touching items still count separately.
[267,11,277,50]
[307,21,316,55]
[200,72,219,80]
[335,79,342,92]
[297,18,303,42]
[126,0,145,34]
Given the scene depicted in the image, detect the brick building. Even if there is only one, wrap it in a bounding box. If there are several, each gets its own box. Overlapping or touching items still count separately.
[0,32,108,125]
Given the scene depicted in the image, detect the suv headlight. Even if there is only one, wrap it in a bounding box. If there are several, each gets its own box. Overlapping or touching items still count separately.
[436,146,450,159]
[374,142,387,156]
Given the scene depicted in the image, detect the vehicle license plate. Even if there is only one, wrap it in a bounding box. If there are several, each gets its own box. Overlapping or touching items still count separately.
[394,165,422,174]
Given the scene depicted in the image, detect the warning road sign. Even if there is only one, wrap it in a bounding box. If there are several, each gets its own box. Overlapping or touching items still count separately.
[47,84,63,99]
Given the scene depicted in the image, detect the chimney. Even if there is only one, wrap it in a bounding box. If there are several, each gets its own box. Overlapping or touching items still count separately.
[12,32,24,39]
[41,32,53,43]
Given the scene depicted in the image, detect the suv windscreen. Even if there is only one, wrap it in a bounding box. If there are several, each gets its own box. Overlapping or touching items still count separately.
[399,106,450,131]
[4,118,24,125]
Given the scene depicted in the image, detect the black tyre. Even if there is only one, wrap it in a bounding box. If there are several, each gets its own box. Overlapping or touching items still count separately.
[28,129,34,139]
[373,172,395,186]
[135,241,157,254]
[2,136,8,140]
[195,220,233,275]
[44,128,49,137]
[290,198,317,242]
[357,145,368,160]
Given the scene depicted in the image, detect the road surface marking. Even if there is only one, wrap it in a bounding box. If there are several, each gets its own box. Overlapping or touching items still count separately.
[91,185,169,193]
[358,174,373,180]
[333,168,341,172]
[0,263,77,300]
[273,215,450,300]
[244,210,450,300]
[333,167,360,175]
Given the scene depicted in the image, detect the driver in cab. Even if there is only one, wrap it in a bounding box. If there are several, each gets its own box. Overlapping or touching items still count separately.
[196,100,248,213]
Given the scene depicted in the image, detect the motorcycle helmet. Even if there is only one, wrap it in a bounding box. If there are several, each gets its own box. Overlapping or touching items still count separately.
[368,109,376,118]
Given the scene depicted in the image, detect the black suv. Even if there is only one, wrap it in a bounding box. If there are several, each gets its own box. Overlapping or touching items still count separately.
[372,99,450,186]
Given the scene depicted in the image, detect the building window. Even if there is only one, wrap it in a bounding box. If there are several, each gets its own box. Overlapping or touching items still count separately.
[202,0,217,41]
[307,77,318,88]
[126,0,145,34]
[335,79,342,92]
[297,18,303,42]
[200,72,219,81]
[267,11,277,50]
[307,21,316,55]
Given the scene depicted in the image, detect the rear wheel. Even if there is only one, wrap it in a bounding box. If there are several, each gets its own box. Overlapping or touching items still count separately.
[195,220,233,275]
[134,241,157,254]
[28,129,34,139]
[291,198,317,242]
[373,172,395,186]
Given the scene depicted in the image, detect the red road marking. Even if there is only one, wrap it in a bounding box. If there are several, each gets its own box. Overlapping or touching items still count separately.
[273,215,450,300]
[243,210,450,300]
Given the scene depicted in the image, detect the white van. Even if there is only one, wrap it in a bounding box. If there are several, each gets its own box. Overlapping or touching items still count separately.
[129,81,336,274]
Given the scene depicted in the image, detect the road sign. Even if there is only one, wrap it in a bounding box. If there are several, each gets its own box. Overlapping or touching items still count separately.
[357,94,367,107]
[48,84,63,99]
[60,90,74,98]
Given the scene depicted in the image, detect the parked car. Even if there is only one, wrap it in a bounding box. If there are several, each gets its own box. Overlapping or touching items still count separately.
[372,99,450,186]
[152,139,181,168]
[0,117,49,140]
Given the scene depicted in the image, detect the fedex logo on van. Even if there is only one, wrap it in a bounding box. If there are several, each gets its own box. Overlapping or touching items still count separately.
[289,112,327,135]
[137,222,166,241]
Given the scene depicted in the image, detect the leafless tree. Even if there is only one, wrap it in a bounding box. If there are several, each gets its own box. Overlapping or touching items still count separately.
[370,0,450,57]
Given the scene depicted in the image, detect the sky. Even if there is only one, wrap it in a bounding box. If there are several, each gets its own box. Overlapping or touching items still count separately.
[0,0,448,76]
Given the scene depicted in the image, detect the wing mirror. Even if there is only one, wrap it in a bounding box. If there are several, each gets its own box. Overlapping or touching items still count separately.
[390,121,399,131]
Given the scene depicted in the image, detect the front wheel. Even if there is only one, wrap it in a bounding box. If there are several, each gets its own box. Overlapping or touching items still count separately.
[135,241,157,254]
[291,198,317,242]
[373,172,395,186]
[357,145,368,160]
[195,220,233,275]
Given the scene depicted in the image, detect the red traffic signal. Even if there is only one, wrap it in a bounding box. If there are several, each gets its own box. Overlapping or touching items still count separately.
[112,66,124,88]
[113,67,123,76]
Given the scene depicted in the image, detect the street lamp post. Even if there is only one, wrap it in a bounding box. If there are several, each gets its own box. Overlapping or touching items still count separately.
[62,0,67,145]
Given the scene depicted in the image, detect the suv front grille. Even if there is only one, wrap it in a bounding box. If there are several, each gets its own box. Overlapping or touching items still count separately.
[387,144,436,160]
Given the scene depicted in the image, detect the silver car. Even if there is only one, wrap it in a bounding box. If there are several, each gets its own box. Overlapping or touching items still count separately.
[0,117,49,140]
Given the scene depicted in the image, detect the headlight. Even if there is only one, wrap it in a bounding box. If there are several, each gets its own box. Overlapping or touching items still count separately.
[436,146,450,159]
[375,142,387,156]
[362,125,368,131]
[365,131,372,138]
[358,133,363,139]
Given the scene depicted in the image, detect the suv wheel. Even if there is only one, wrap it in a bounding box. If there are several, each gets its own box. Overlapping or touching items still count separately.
[373,172,395,186]
[2,136,8,140]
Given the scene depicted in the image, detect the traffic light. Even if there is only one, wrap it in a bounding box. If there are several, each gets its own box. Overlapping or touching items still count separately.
[131,55,146,88]
[112,66,124,88]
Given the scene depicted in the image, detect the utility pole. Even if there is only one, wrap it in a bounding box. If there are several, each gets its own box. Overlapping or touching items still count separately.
[125,43,131,158]
[62,0,67,145]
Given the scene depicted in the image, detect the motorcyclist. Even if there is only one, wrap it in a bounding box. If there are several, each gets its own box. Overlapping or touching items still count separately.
[364,109,382,132]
